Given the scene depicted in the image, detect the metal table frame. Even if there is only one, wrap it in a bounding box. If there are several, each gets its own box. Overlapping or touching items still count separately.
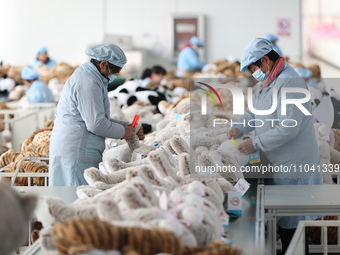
[286,220,340,255]
[264,184,340,254]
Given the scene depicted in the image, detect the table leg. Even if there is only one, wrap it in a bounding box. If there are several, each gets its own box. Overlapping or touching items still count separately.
[267,209,274,254]
[273,211,277,255]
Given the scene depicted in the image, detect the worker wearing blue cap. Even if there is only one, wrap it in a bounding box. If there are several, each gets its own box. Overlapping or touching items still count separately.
[49,44,144,186]
[227,38,322,254]
[264,33,282,56]
[21,66,54,103]
[294,66,320,91]
[177,36,206,77]
[30,46,56,69]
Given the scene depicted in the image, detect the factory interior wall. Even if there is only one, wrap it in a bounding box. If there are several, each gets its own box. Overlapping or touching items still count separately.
[0,0,302,68]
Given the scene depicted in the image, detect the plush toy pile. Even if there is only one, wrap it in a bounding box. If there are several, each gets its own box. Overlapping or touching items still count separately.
[108,80,168,110]
[107,78,190,123]
[34,98,251,254]
[38,62,78,84]
[192,59,252,79]
[0,64,25,85]
[0,62,77,101]
[0,121,53,186]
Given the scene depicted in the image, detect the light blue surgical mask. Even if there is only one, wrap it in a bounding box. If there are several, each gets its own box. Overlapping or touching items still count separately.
[252,64,270,82]
[108,74,116,83]
[107,64,116,83]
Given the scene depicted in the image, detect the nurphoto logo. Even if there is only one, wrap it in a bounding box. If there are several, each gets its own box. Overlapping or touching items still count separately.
[196,81,312,128]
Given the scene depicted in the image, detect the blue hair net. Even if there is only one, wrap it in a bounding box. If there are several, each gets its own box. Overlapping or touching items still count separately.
[36,46,48,55]
[189,36,205,47]
[240,38,273,73]
[294,67,313,79]
[21,66,40,80]
[85,44,127,68]
[264,34,278,42]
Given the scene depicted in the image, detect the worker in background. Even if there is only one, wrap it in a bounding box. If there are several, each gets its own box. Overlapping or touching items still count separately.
[264,33,282,56]
[49,44,143,186]
[30,46,56,69]
[294,66,320,91]
[227,38,322,254]
[21,66,55,103]
[177,36,206,77]
[141,65,166,88]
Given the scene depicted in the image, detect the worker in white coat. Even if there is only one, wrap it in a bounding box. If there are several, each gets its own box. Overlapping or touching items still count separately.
[294,66,320,91]
[30,46,56,69]
[227,38,322,254]
[21,66,55,103]
[49,44,143,186]
[177,36,206,77]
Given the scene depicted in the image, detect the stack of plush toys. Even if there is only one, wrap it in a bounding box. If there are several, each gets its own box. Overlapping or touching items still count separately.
[23,98,247,255]
[193,59,252,79]
[0,62,78,102]
[0,120,53,186]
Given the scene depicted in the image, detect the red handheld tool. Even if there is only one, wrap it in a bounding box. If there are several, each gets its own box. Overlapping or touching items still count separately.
[131,114,140,127]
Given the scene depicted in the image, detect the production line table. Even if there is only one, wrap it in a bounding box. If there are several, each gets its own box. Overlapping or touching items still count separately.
[14,186,78,204]
[264,184,340,254]
[227,180,265,255]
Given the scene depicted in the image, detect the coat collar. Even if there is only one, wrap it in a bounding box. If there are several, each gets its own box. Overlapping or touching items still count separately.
[87,62,109,85]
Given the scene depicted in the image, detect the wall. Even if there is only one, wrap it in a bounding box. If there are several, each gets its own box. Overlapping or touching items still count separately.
[0,0,302,69]
[0,0,103,66]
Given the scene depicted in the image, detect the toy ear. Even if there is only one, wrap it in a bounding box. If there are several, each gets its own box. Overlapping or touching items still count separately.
[315,98,320,106]
[141,123,152,134]
[97,199,123,221]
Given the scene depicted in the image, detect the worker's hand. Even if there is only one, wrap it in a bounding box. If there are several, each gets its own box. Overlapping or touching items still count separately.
[123,126,135,140]
[227,128,241,140]
[238,138,256,155]
[137,125,144,139]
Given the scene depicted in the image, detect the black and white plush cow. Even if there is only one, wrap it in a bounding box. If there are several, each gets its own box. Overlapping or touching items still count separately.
[108,80,168,111]
[311,88,340,129]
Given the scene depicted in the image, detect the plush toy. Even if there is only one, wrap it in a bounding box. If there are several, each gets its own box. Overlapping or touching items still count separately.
[8,85,28,101]
[0,149,23,167]
[7,65,24,84]
[108,80,168,111]
[0,77,16,93]
[42,217,242,255]
[31,218,43,243]
[39,62,77,84]
[314,123,340,184]
[48,78,64,100]
[218,138,249,167]
[121,104,160,119]
[333,128,340,152]
[1,157,48,186]
[0,182,37,255]
[166,78,190,91]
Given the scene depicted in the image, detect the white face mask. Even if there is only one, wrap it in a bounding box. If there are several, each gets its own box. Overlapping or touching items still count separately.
[107,64,116,83]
